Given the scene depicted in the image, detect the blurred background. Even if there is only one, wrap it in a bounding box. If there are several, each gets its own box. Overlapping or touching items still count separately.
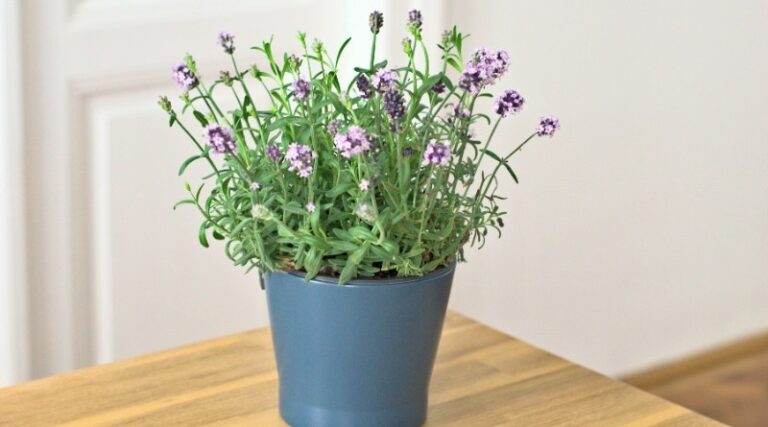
[1,0,767,424]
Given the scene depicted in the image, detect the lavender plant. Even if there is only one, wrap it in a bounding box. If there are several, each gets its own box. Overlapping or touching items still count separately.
[159,10,559,284]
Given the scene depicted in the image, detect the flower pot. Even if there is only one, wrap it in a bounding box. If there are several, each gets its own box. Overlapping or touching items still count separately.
[264,263,455,427]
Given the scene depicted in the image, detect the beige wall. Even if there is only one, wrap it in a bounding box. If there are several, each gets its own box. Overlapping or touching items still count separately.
[447,0,768,376]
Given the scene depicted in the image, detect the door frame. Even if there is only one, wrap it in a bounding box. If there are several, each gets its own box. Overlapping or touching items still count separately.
[0,0,30,386]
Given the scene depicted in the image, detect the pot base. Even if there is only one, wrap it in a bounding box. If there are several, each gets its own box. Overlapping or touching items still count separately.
[280,397,426,427]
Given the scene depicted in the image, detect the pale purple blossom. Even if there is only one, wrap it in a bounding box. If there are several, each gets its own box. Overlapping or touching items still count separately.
[369,11,384,34]
[286,143,316,177]
[250,182,261,190]
[431,81,446,94]
[458,67,483,93]
[422,139,451,166]
[292,77,311,100]
[494,90,525,117]
[459,48,509,93]
[218,31,235,54]
[536,116,560,137]
[359,179,370,191]
[407,9,423,32]
[203,124,236,154]
[305,202,316,213]
[371,69,397,93]
[333,125,373,158]
[265,144,281,162]
[172,63,198,91]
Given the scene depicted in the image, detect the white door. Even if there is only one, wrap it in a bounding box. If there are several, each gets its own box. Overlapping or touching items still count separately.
[15,0,434,380]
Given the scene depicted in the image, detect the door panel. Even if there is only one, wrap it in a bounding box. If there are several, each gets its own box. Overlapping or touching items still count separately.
[21,0,413,379]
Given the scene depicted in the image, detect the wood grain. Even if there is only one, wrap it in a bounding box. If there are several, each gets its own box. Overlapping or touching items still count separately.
[0,312,721,426]
[625,333,768,427]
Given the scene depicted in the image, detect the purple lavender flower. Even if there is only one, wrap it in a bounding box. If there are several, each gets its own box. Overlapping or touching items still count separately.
[459,48,510,93]
[327,120,340,137]
[469,48,509,83]
[286,143,316,177]
[431,81,446,94]
[172,63,198,91]
[494,90,525,117]
[203,124,236,154]
[402,147,414,157]
[422,139,451,166]
[369,11,384,34]
[458,67,483,93]
[383,90,405,121]
[305,202,316,213]
[218,31,235,54]
[359,179,370,191]
[407,9,423,32]
[356,75,374,99]
[334,125,373,158]
[265,144,281,162]
[371,69,397,93]
[292,77,311,101]
[536,116,560,137]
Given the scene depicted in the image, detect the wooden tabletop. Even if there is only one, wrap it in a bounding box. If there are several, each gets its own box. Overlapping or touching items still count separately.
[0,312,720,426]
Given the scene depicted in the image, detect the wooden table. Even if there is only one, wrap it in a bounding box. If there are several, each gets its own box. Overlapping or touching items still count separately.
[0,312,720,426]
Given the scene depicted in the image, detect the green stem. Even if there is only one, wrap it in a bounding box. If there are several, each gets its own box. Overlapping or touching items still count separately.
[230,56,267,144]
[175,117,219,174]
[460,116,502,201]
[477,133,538,203]
[369,33,377,70]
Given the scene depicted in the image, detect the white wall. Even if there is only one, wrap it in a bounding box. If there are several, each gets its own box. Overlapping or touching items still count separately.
[5,0,768,383]
[448,0,768,376]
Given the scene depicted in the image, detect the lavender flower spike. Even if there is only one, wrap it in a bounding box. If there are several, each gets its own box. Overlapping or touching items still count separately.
[383,90,405,121]
[422,139,451,166]
[356,75,374,99]
[371,69,397,93]
[292,76,312,101]
[407,9,423,33]
[495,90,525,117]
[286,143,316,177]
[459,48,510,93]
[265,144,281,162]
[203,124,236,154]
[334,125,373,158]
[218,31,235,54]
[369,11,384,34]
[172,63,198,91]
[536,116,560,137]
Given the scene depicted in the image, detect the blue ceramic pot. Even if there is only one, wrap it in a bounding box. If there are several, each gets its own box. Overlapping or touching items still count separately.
[264,263,455,427]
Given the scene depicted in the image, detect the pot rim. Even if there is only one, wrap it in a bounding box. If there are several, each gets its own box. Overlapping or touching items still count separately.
[276,261,456,287]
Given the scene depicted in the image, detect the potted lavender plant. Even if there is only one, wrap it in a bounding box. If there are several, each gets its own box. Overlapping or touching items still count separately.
[159,9,558,427]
